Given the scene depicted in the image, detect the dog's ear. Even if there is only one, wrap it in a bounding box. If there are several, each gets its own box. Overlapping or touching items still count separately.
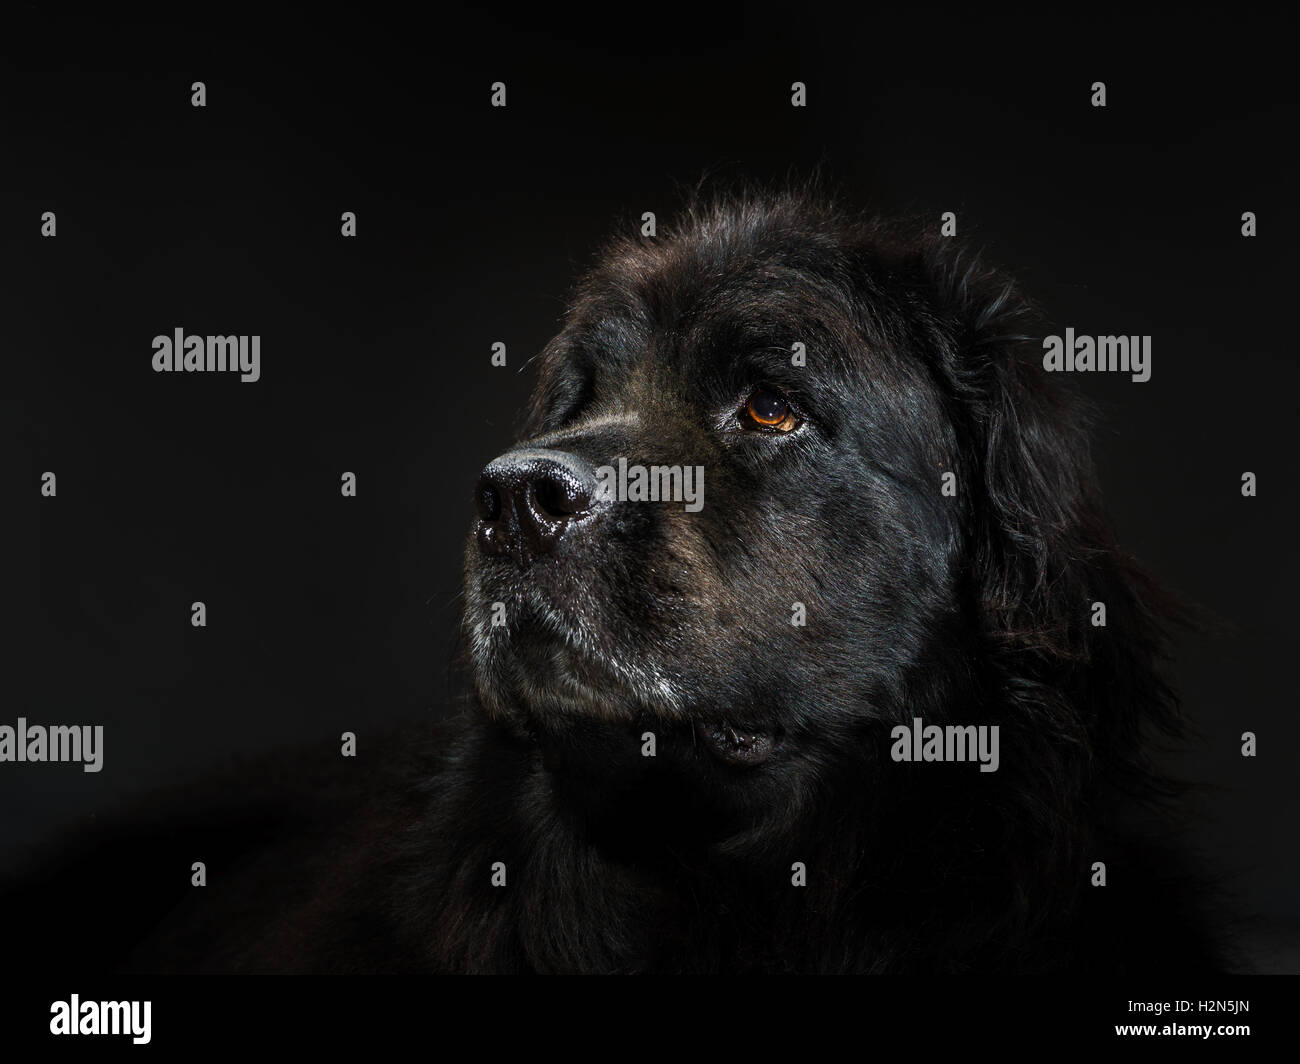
[921,239,1185,793]
[923,244,1095,643]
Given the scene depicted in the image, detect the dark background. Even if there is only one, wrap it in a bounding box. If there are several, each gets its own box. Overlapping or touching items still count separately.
[5,7,1297,953]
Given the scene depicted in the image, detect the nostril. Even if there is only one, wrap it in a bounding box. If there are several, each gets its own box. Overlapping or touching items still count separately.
[476,479,502,521]
[534,475,589,519]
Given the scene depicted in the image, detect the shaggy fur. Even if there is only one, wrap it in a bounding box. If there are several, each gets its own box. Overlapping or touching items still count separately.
[12,186,1227,974]
[371,187,1224,973]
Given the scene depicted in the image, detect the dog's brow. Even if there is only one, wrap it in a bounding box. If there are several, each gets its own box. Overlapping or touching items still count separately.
[734,347,824,391]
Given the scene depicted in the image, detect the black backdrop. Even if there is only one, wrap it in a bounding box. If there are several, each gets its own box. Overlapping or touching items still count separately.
[6,7,1297,947]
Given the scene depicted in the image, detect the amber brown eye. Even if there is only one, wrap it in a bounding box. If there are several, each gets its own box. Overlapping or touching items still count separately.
[744,388,800,432]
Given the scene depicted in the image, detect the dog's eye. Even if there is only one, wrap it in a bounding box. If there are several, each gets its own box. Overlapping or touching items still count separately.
[744,388,800,432]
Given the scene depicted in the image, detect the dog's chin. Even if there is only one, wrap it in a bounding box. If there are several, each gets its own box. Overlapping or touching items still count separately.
[473,634,653,722]
[475,654,781,771]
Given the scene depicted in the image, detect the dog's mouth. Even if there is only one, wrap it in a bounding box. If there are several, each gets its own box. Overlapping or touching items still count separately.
[695,720,779,766]
[476,588,780,766]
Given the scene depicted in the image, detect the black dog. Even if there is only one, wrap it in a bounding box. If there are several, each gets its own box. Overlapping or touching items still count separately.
[352,187,1223,973]
[17,187,1228,974]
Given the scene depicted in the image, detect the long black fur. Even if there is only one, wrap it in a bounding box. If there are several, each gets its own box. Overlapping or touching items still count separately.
[11,185,1229,974]
[339,186,1225,973]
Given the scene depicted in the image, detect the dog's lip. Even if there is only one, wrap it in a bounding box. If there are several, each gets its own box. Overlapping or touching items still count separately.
[493,621,678,716]
[695,720,780,766]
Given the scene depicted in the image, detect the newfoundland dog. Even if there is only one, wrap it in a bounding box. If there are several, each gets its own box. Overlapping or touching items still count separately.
[19,186,1230,974]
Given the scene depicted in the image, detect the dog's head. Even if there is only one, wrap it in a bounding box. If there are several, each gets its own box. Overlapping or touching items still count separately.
[461,189,1176,836]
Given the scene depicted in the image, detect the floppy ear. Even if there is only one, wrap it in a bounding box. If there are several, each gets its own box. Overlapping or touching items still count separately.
[930,247,1094,649]
[921,239,1186,799]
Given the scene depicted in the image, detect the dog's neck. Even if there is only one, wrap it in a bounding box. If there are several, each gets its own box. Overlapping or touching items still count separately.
[395,711,1062,972]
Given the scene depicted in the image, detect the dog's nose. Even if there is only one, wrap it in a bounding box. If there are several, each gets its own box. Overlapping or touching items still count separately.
[475,448,599,565]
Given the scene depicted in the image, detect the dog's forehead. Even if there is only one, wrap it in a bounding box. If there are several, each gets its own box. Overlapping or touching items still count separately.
[561,220,872,378]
